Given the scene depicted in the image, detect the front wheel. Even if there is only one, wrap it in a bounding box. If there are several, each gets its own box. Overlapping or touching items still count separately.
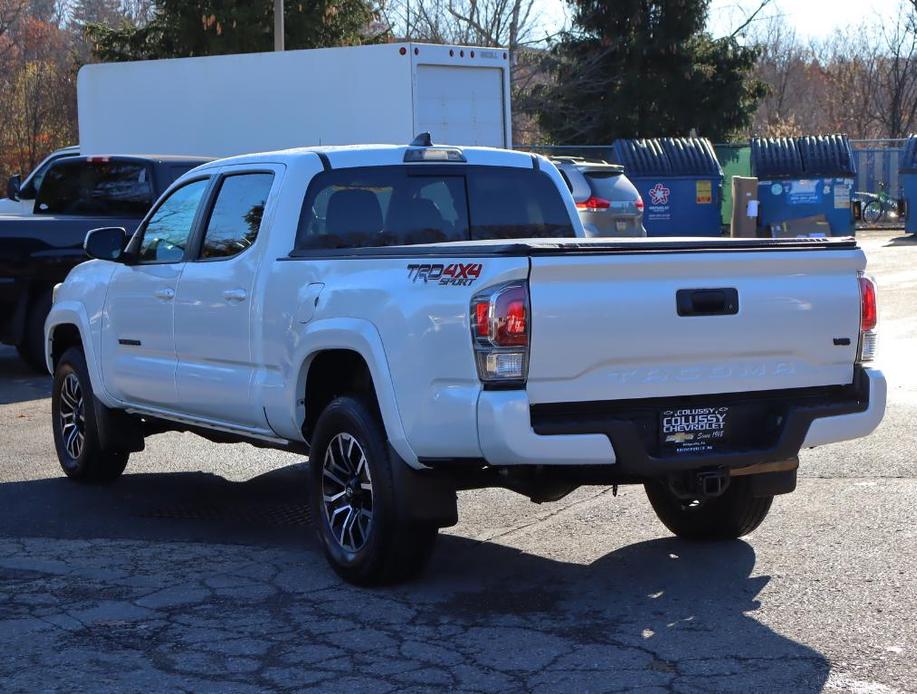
[52,347,129,482]
[644,477,773,540]
[308,396,437,585]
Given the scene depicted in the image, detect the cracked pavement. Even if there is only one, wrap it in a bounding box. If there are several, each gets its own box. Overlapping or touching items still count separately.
[0,229,914,692]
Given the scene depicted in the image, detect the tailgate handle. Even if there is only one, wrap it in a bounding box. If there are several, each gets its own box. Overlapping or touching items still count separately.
[677,288,739,317]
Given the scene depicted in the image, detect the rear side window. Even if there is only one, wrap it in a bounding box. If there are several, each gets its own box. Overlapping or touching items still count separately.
[35,160,154,216]
[199,173,274,259]
[584,171,627,200]
[295,165,573,250]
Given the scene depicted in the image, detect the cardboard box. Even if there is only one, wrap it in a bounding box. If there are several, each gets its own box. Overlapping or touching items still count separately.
[730,176,758,237]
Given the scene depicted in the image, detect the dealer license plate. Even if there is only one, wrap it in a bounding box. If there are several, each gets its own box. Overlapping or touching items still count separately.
[659,406,730,455]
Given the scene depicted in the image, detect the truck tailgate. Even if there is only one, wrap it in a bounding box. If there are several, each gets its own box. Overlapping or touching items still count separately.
[526,246,865,404]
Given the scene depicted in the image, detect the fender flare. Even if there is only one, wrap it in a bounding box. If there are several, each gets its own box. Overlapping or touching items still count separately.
[44,301,119,409]
[281,317,419,468]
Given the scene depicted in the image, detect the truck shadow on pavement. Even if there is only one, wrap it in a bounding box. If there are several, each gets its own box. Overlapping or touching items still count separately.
[0,346,51,404]
[0,466,829,691]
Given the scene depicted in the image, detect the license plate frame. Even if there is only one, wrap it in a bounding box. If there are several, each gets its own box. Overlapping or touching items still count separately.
[659,406,731,455]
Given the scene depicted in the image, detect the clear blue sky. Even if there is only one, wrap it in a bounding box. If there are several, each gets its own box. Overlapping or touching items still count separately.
[533,0,904,41]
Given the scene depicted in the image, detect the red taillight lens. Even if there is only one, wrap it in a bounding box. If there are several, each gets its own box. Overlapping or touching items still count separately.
[575,195,611,211]
[473,301,490,338]
[493,287,528,346]
[859,276,877,332]
[635,196,645,212]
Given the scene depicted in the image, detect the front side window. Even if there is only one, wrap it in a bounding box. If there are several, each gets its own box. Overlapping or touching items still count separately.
[199,173,274,259]
[35,160,154,215]
[295,165,573,251]
[136,178,209,263]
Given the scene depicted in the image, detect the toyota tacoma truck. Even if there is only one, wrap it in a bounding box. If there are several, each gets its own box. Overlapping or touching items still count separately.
[1,154,210,370]
[44,139,886,585]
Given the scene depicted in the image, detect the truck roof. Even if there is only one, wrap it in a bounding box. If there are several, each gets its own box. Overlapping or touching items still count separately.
[192,144,537,172]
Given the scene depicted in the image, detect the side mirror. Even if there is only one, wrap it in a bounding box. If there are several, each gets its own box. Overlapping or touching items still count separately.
[6,174,21,200]
[85,227,128,262]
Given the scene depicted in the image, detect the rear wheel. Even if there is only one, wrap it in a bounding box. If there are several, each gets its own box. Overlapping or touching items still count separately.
[308,396,437,585]
[16,290,52,373]
[52,347,128,483]
[644,477,773,540]
[862,200,883,225]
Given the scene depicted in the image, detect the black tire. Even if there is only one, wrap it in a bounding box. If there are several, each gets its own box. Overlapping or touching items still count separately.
[644,477,773,540]
[52,347,129,483]
[16,290,52,373]
[308,396,437,585]
[862,200,883,225]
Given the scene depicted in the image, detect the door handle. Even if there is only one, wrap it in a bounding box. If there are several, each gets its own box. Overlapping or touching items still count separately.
[153,287,175,301]
[676,288,739,317]
[223,288,247,303]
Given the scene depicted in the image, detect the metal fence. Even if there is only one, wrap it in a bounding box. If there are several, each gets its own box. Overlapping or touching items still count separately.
[850,139,907,199]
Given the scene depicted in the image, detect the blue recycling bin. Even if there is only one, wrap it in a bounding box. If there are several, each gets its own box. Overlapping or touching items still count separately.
[751,135,856,236]
[612,138,724,237]
[900,136,917,234]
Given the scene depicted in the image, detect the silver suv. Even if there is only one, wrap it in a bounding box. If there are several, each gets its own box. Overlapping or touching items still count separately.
[552,157,646,237]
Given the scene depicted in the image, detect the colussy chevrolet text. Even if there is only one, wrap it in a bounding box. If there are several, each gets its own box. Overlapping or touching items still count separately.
[44,139,886,584]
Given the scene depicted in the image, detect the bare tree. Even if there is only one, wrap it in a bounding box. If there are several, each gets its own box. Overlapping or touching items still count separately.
[812,28,882,138]
[381,0,545,48]
[872,2,917,137]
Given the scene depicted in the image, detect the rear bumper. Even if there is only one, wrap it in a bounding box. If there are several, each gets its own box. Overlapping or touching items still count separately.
[477,368,885,474]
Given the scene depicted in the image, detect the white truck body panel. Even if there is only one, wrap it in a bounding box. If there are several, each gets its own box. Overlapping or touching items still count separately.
[47,144,885,473]
[77,43,511,158]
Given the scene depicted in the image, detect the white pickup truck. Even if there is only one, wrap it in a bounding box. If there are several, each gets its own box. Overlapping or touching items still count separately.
[45,138,886,585]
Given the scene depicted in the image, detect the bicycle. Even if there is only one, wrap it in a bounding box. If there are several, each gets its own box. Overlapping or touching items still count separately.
[855,183,900,225]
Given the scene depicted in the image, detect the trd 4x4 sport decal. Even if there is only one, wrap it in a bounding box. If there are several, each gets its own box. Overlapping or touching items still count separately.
[407,263,483,286]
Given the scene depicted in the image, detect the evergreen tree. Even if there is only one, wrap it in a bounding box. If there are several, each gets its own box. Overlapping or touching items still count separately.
[536,0,766,143]
[84,0,377,61]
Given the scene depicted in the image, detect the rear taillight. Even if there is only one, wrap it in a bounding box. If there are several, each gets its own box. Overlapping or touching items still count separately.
[858,274,878,363]
[471,282,529,384]
[576,196,611,211]
[635,196,645,212]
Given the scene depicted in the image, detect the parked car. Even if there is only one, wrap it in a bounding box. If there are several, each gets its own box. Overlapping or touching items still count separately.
[78,43,512,157]
[552,157,645,237]
[1,145,80,216]
[0,154,211,370]
[46,139,885,585]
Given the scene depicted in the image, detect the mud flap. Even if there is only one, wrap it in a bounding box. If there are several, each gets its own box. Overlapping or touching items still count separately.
[749,469,797,497]
[93,396,145,454]
[389,446,458,528]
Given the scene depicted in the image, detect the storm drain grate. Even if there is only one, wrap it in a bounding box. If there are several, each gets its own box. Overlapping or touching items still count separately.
[137,503,311,527]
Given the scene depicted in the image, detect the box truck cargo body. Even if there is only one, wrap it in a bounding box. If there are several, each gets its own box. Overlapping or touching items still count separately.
[77,43,511,157]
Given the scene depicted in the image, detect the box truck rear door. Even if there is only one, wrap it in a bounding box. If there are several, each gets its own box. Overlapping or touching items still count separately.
[414,65,506,148]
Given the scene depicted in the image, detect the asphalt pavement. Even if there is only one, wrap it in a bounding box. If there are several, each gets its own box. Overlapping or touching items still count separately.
[0,229,914,693]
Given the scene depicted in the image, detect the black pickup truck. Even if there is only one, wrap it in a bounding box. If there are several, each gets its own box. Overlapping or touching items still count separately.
[0,155,211,370]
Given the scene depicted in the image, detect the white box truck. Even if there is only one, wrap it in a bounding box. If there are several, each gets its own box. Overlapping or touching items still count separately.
[77,43,511,157]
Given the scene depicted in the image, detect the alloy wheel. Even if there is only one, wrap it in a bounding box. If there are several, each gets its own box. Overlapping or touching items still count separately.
[321,432,373,552]
[59,372,85,461]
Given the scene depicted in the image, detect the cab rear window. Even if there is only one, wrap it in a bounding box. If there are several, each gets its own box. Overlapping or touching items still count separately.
[295,165,574,250]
